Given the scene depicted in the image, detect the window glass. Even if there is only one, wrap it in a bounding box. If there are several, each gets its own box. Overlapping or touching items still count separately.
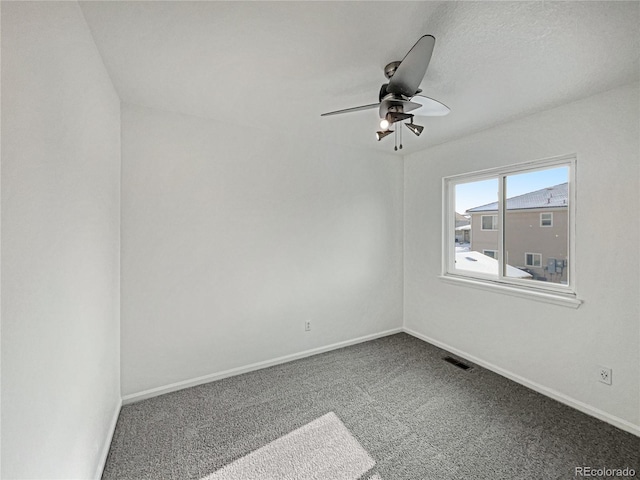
[481,215,498,230]
[454,179,498,276]
[525,253,542,267]
[540,213,553,227]
[445,157,575,296]
[504,167,569,284]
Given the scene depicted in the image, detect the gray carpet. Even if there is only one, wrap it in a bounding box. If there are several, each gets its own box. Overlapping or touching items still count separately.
[103,333,640,480]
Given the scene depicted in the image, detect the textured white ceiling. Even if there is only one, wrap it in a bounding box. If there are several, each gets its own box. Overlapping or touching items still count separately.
[79,1,640,155]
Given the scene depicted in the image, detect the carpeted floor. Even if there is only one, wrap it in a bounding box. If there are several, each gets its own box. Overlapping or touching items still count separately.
[103,333,639,480]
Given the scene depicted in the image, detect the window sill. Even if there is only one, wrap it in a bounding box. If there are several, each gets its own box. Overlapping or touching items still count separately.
[439,274,582,308]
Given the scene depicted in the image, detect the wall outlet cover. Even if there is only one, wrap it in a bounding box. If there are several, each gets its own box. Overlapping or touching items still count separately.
[597,366,612,385]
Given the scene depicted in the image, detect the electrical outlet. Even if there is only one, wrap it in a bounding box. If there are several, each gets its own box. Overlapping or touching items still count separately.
[597,366,612,385]
[305,321,311,332]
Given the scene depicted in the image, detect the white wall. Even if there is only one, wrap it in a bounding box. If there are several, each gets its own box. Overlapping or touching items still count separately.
[404,83,640,432]
[120,104,403,397]
[1,2,121,478]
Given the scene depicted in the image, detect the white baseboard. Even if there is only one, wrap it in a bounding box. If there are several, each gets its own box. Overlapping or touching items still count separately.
[95,397,122,479]
[122,327,403,405]
[119,326,639,437]
[403,327,640,438]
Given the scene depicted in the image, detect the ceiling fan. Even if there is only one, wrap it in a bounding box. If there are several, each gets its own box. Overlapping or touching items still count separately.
[321,35,449,150]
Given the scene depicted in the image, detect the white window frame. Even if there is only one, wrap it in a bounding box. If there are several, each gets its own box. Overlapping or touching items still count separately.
[481,215,498,231]
[441,154,580,308]
[540,212,553,227]
[483,249,498,259]
[525,252,542,267]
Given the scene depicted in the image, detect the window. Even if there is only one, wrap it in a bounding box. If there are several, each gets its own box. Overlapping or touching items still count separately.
[443,155,578,306]
[481,215,498,230]
[525,252,542,267]
[540,212,553,227]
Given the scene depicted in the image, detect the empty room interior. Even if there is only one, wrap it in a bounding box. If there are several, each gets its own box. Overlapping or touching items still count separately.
[2,1,640,479]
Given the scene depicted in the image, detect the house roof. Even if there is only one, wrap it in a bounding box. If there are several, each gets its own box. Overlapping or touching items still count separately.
[466,183,568,213]
[455,251,532,278]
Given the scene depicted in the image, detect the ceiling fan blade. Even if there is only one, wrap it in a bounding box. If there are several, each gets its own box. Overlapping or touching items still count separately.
[320,103,379,117]
[387,35,435,97]
[411,95,450,116]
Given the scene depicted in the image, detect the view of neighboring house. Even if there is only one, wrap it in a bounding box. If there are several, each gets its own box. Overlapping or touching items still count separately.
[464,183,568,283]
[455,212,471,243]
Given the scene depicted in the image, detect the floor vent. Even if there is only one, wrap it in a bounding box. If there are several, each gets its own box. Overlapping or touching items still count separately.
[443,356,472,370]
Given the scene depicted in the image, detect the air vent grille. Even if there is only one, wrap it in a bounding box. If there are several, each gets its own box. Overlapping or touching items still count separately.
[443,356,472,370]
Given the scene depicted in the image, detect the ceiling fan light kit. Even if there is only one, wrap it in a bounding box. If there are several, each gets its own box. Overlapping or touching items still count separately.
[321,34,450,150]
[375,130,394,141]
[405,121,424,136]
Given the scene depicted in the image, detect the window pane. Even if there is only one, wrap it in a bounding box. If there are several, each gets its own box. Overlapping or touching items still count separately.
[540,213,553,227]
[504,167,569,284]
[481,215,498,230]
[454,178,498,276]
[525,253,542,267]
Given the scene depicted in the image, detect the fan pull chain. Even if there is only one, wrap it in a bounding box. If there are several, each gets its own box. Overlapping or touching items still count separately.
[399,123,403,150]
[394,126,398,151]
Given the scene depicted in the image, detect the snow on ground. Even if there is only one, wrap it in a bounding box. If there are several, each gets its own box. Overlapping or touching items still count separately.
[455,242,471,252]
[454,250,532,278]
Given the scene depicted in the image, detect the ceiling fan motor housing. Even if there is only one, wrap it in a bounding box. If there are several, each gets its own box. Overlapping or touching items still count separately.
[379,83,390,102]
[384,61,401,79]
[379,95,420,122]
